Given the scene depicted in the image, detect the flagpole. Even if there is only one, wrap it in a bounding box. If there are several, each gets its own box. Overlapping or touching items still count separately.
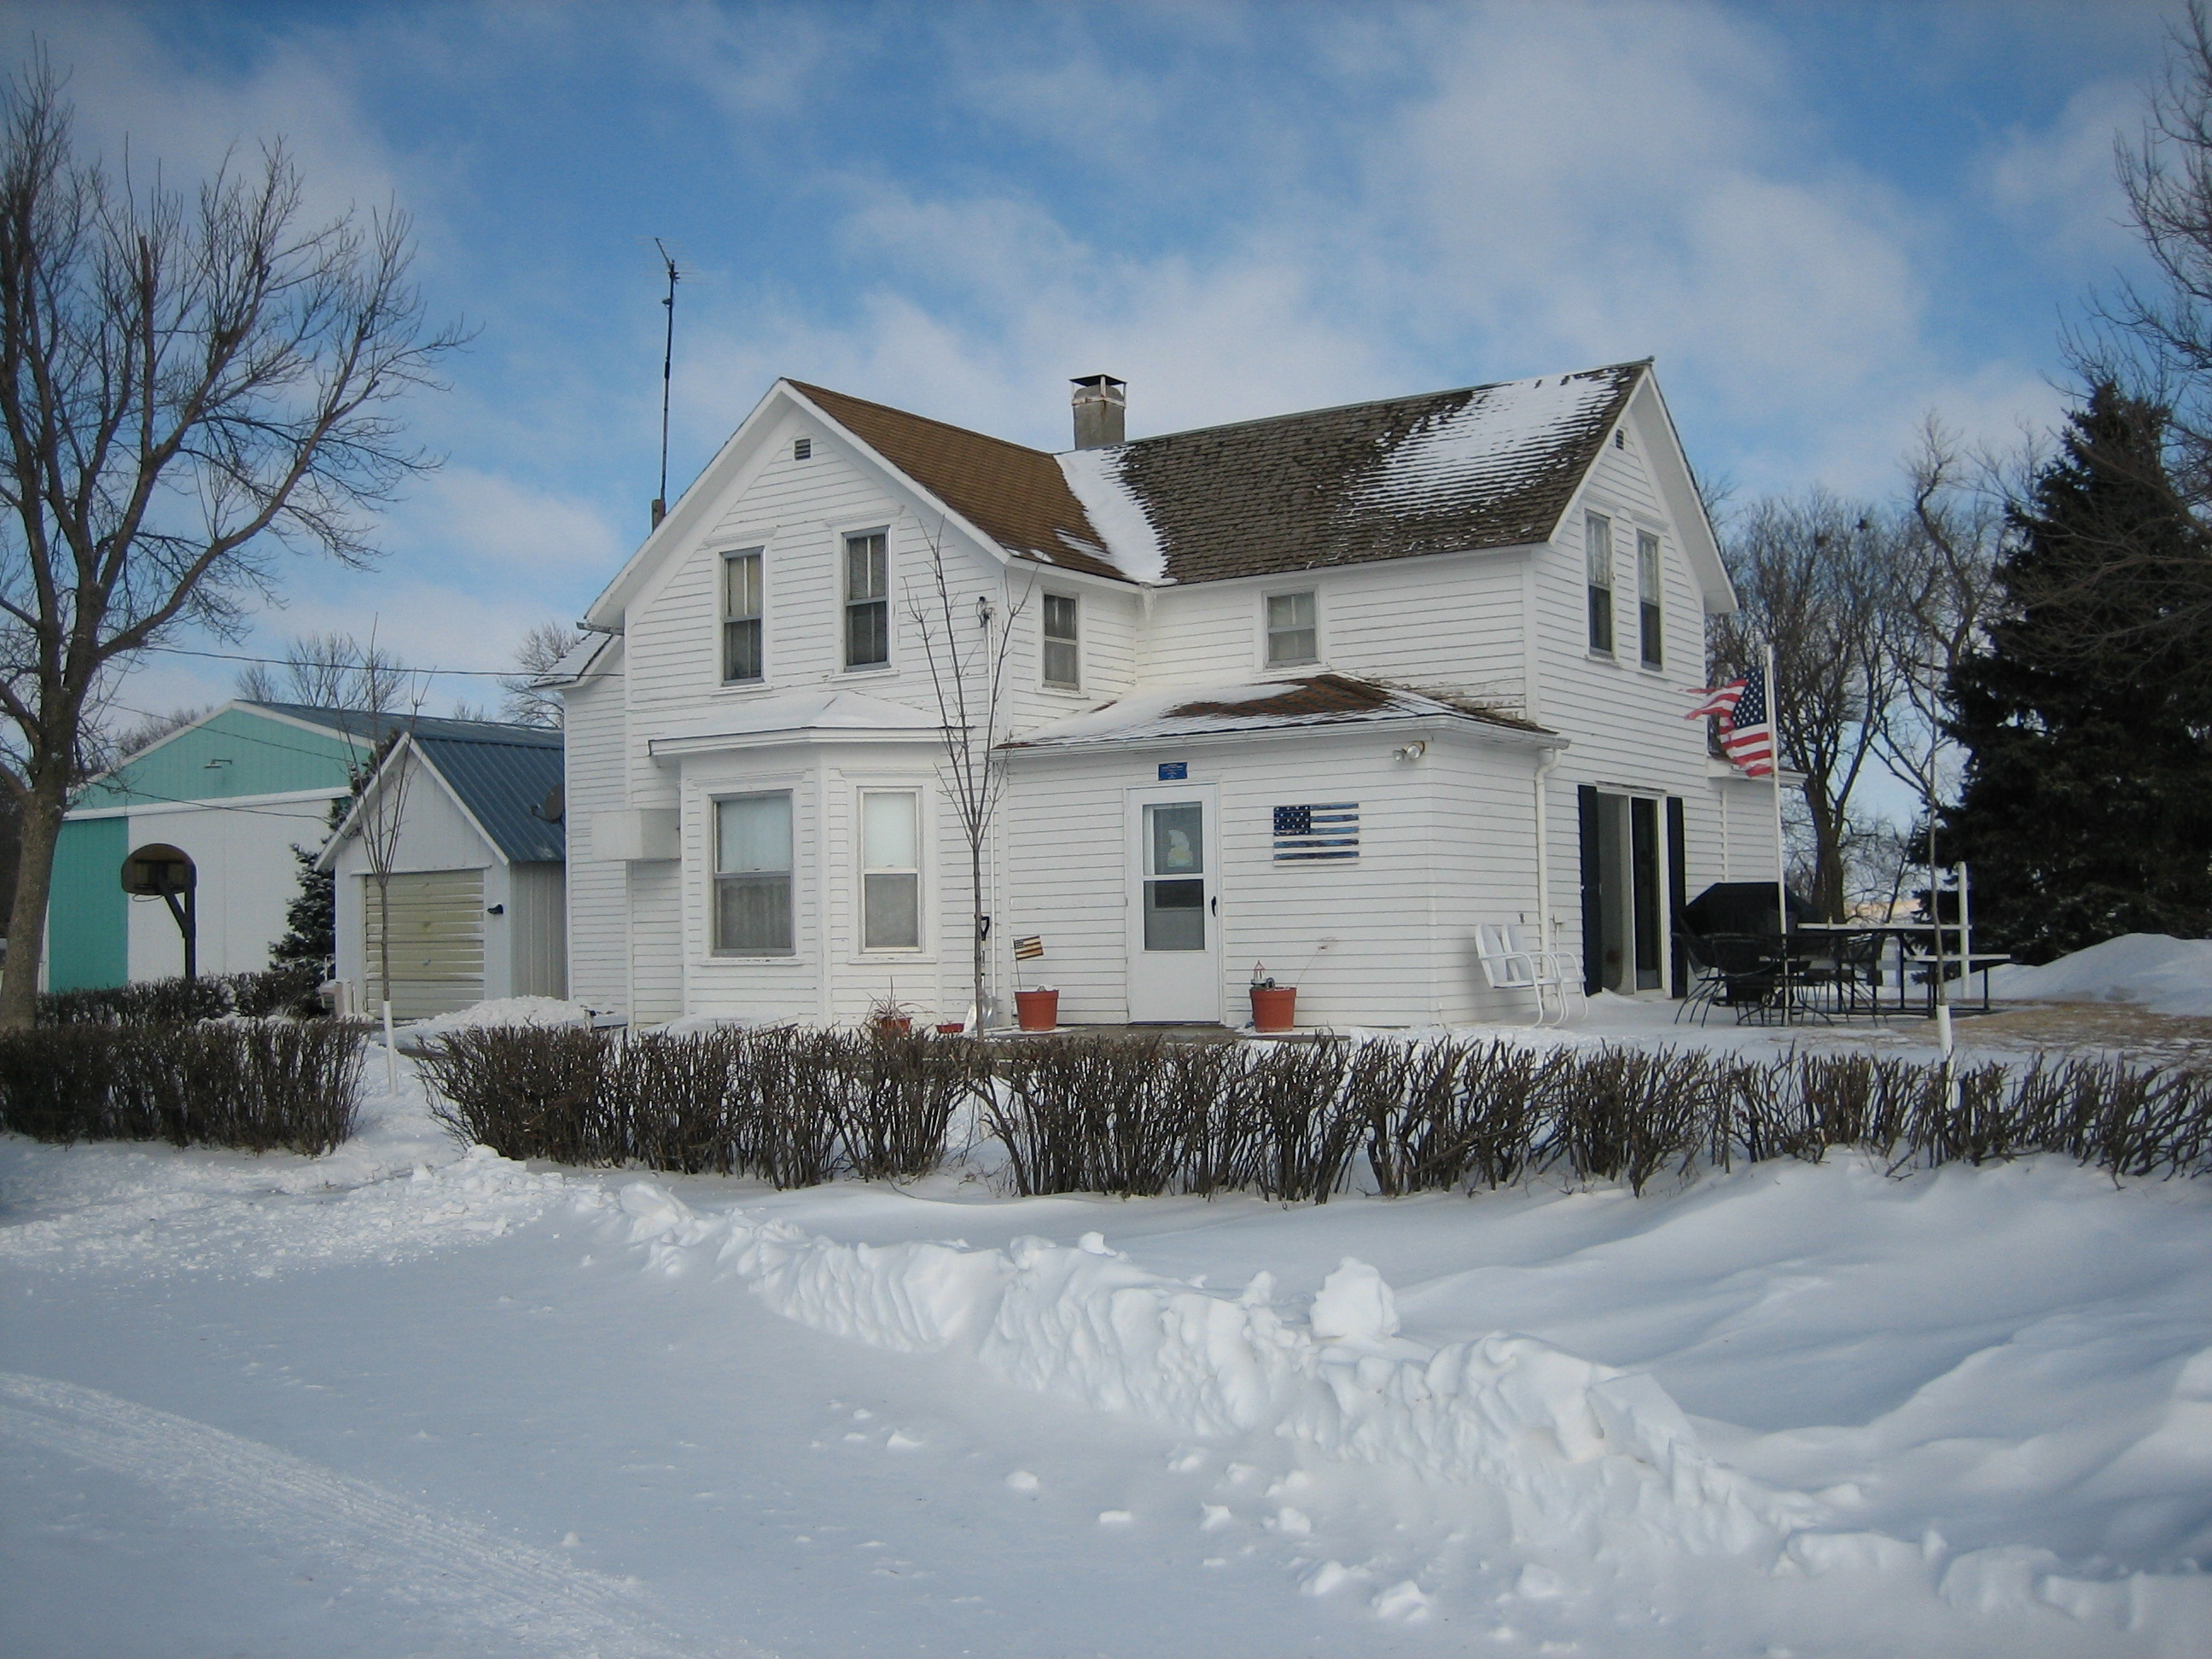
[1767,643,1789,1025]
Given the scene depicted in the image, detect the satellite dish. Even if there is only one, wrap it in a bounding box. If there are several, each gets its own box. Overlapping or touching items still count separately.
[120,843,196,896]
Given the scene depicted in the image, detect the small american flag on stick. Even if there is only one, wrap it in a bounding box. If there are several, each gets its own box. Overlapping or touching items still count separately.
[1685,665,1776,777]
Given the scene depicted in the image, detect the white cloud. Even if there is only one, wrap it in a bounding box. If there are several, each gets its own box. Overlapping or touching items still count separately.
[388,469,626,578]
[1983,78,2139,259]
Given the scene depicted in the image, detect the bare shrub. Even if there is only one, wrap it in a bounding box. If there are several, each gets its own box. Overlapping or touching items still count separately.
[1545,1048,1726,1195]
[0,1022,363,1153]
[418,1027,613,1164]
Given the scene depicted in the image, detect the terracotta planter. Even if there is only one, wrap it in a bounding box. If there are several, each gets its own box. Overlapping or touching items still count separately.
[1015,988,1060,1032]
[870,1016,913,1036]
[934,1022,965,1036]
[1249,986,1297,1033]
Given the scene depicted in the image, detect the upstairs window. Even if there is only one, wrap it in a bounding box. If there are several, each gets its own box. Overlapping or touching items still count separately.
[713,794,794,956]
[1042,593,1080,689]
[1266,590,1318,667]
[722,549,764,683]
[1636,529,1662,667]
[859,790,921,950]
[844,531,889,669]
[1585,511,1614,655]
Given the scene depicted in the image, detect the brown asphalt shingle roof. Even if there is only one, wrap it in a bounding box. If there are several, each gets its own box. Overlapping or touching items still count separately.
[788,381,1123,581]
[791,360,1644,589]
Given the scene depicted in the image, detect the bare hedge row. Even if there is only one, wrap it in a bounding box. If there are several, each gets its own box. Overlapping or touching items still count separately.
[416,1026,976,1187]
[37,964,329,1026]
[416,1027,2212,1198]
[0,1022,366,1155]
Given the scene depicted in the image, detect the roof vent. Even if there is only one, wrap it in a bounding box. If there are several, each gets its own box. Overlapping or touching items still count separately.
[793,437,812,460]
[1070,375,1126,450]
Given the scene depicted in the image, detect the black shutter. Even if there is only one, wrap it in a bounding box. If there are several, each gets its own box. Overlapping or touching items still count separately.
[1667,796,1688,997]
[1577,785,1602,996]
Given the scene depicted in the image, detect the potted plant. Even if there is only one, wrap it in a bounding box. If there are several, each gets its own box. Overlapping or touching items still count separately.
[866,993,919,1036]
[1013,986,1060,1031]
[1249,963,1296,1033]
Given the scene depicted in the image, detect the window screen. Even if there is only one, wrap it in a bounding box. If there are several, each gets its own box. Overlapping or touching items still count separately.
[713,794,793,954]
[859,791,920,950]
[844,532,888,668]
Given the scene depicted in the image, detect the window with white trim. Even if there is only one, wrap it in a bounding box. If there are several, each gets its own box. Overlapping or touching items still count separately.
[1586,511,1615,655]
[844,531,889,669]
[1636,529,1662,667]
[1265,589,1318,667]
[859,790,921,950]
[1042,592,1080,689]
[713,794,793,955]
[722,549,764,683]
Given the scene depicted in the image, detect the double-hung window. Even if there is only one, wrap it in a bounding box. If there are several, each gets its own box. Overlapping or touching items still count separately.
[1636,529,1662,667]
[722,549,764,683]
[1266,590,1318,667]
[844,531,889,669]
[859,790,921,950]
[713,794,793,955]
[1586,512,1615,655]
[1042,593,1080,689]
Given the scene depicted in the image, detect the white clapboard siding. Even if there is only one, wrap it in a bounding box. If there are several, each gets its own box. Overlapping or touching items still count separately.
[361,869,483,1021]
[562,651,629,1016]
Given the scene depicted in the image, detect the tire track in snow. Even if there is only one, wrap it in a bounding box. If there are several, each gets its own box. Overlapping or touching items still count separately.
[0,1371,754,1659]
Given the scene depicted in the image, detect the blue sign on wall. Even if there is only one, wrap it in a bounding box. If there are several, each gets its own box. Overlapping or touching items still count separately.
[1158,761,1188,781]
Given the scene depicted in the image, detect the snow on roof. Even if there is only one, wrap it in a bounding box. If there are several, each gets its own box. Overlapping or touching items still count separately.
[647,689,940,752]
[1355,372,1626,508]
[534,631,614,688]
[1055,447,1168,585]
[1009,672,1554,750]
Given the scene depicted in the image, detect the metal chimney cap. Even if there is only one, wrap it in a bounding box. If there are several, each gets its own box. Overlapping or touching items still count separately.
[1070,375,1126,401]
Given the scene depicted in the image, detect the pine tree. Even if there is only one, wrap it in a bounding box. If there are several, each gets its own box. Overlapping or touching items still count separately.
[269,796,344,972]
[1942,384,2212,962]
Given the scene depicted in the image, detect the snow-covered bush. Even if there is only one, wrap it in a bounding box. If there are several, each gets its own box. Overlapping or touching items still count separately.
[0,1020,364,1153]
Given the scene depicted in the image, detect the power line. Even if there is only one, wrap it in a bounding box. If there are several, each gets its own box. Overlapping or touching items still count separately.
[135,642,623,681]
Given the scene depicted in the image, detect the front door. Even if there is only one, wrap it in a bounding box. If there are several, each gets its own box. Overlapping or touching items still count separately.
[1127,785,1221,1023]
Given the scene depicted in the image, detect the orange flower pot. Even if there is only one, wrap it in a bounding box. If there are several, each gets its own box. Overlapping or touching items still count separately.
[1249,986,1297,1032]
[1015,988,1060,1032]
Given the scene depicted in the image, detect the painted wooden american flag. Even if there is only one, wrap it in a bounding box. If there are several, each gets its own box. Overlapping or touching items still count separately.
[1272,803,1359,860]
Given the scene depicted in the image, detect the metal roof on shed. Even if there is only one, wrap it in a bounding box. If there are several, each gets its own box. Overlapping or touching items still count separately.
[413,730,565,864]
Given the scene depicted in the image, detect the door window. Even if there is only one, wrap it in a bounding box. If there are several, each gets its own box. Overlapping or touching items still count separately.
[1143,800,1205,951]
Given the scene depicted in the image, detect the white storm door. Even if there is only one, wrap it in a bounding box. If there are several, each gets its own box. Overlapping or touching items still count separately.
[1126,784,1221,1023]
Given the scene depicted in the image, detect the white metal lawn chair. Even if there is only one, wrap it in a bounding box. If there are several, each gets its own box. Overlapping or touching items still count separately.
[1476,924,1586,1026]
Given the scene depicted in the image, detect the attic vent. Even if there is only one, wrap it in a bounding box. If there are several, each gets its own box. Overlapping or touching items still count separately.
[1613,430,1626,450]
[793,438,812,460]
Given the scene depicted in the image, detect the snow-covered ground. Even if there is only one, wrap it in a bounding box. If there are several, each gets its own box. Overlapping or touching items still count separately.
[4,984,2210,1656]
[1988,933,2212,1019]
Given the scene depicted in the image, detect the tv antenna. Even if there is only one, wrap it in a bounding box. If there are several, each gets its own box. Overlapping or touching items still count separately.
[652,237,681,528]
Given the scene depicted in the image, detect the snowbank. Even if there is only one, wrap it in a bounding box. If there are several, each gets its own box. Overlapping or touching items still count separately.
[406,996,597,1035]
[1988,934,2212,1018]
[610,1190,1807,1557]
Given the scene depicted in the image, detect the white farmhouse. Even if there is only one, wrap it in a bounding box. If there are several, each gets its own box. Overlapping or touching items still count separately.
[552,363,1778,1028]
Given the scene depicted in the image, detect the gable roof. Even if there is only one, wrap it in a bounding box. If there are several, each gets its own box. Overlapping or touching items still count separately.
[787,381,1129,582]
[1007,671,1559,752]
[590,358,1699,625]
[322,717,565,867]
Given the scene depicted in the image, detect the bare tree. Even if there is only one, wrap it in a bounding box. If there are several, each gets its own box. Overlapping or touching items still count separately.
[0,60,462,1025]
[236,629,410,711]
[1712,492,1908,920]
[905,523,1028,1030]
[498,619,582,727]
[350,719,421,1014]
[1870,421,2011,812]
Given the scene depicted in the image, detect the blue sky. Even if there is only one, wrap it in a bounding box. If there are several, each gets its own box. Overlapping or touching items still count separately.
[1,0,2176,723]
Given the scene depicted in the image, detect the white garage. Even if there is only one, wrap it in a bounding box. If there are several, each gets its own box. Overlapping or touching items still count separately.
[323,717,566,1022]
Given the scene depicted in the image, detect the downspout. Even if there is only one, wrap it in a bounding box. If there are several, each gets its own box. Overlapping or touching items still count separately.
[1533,746,1561,954]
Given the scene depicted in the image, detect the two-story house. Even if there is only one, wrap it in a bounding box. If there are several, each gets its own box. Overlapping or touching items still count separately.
[551,361,1778,1028]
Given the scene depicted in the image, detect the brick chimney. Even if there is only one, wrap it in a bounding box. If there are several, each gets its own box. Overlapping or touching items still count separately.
[1070,375,1126,449]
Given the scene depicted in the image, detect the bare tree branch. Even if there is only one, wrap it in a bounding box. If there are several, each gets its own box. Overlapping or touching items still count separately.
[0,57,463,1025]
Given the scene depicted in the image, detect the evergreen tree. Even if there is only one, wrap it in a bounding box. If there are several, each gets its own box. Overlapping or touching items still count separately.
[269,796,344,972]
[1942,384,2212,962]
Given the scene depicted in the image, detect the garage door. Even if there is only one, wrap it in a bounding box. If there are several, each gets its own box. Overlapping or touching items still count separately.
[361,869,484,1020]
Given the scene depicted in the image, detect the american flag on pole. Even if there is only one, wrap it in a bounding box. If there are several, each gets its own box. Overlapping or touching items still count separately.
[1685,666,1777,777]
